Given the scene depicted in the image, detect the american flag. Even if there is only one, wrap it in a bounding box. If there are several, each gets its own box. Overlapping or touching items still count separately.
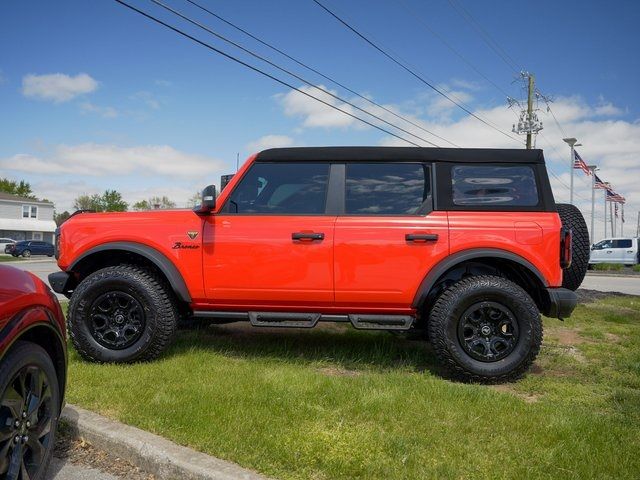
[573,150,591,176]
[606,188,626,204]
[593,174,607,189]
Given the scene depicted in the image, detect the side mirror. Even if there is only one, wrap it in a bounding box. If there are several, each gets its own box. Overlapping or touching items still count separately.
[195,185,217,215]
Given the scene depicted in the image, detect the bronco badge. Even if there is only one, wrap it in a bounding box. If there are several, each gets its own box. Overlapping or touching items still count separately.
[187,231,199,240]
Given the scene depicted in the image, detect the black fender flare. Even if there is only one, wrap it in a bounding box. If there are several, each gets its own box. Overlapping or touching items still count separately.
[69,241,191,303]
[412,248,548,309]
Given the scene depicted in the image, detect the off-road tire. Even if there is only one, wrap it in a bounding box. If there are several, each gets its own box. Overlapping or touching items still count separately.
[428,275,543,383]
[68,264,178,363]
[0,341,60,480]
[557,203,589,291]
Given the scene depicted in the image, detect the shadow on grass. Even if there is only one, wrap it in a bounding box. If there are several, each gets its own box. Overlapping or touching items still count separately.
[166,322,441,375]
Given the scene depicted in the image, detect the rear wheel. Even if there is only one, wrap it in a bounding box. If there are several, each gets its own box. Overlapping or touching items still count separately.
[557,203,589,291]
[68,264,178,363]
[428,275,542,383]
[0,342,60,480]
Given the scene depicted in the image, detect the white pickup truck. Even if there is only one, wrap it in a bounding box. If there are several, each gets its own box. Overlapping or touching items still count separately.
[589,237,640,265]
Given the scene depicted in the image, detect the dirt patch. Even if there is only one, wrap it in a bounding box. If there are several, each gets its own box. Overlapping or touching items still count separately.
[553,327,587,345]
[605,332,621,343]
[317,366,361,377]
[491,384,540,403]
[55,424,155,480]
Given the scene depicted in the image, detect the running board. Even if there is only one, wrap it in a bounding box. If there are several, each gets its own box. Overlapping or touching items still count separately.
[248,311,321,328]
[348,314,414,331]
[192,311,414,331]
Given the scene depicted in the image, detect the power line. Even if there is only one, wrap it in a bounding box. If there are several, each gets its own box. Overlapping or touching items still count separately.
[311,0,524,145]
[149,0,443,148]
[113,0,423,147]
[446,0,521,74]
[180,0,458,147]
[393,0,514,100]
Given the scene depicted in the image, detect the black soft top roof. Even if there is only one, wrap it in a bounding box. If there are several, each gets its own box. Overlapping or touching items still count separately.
[256,147,545,164]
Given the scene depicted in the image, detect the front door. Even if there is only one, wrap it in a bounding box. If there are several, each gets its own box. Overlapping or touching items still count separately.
[203,161,335,307]
[334,162,449,309]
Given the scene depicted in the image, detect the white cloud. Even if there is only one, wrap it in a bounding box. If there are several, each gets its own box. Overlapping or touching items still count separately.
[130,91,161,109]
[246,135,295,152]
[0,144,224,179]
[80,102,118,119]
[154,79,172,87]
[22,73,98,103]
[277,85,358,128]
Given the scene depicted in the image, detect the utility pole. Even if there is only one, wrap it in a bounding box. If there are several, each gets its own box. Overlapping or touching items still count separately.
[526,74,535,149]
[588,165,597,243]
[636,211,639,237]
[510,72,542,149]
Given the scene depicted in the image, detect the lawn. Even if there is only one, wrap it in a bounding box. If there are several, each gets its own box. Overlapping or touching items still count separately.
[0,255,21,262]
[65,295,640,479]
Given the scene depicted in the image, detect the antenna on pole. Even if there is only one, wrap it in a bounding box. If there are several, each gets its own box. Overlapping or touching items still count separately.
[509,71,543,149]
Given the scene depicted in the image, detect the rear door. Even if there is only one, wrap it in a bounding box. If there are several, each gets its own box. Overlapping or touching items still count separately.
[334,162,449,309]
[203,161,337,306]
[616,239,635,264]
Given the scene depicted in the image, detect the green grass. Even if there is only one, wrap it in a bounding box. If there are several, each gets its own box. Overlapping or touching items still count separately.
[592,262,624,271]
[0,255,21,262]
[633,265,640,273]
[65,297,640,480]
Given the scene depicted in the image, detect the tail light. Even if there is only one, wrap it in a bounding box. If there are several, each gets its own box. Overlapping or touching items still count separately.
[54,227,60,260]
[560,227,572,269]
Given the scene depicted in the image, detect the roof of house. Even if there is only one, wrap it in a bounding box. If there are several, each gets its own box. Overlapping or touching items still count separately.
[255,147,546,164]
[0,192,53,205]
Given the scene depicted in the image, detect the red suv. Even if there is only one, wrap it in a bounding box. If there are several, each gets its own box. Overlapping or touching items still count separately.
[0,265,67,480]
[49,147,588,383]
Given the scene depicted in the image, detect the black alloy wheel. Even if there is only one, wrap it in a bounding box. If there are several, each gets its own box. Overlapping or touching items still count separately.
[457,301,519,362]
[88,291,146,350]
[0,350,56,480]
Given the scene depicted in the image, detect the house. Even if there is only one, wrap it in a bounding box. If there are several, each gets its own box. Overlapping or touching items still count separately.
[0,192,57,243]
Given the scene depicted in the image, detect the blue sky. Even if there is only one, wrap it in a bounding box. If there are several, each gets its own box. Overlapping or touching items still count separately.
[1,0,639,239]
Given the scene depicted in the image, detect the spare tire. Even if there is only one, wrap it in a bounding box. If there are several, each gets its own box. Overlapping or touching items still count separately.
[557,203,589,291]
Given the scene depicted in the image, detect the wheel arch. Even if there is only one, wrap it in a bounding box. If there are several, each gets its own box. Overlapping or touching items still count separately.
[69,242,191,303]
[413,248,550,314]
[6,321,67,412]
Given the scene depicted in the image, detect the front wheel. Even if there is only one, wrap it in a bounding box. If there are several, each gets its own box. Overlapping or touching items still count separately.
[68,264,178,363]
[428,275,542,383]
[0,342,60,480]
[21,250,31,258]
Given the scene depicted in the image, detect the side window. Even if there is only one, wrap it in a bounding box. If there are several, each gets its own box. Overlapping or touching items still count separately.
[224,162,330,214]
[451,165,538,207]
[345,163,429,215]
[593,240,613,250]
[613,239,632,248]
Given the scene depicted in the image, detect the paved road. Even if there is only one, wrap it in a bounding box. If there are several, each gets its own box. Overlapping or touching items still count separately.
[580,274,640,295]
[6,257,640,296]
[48,458,120,480]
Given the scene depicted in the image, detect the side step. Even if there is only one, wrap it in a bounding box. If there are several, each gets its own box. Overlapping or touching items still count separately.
[248,311,321,328]
[192,311,415,331]
[348,314,414,331]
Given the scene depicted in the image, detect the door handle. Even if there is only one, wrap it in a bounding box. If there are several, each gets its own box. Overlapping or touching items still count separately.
[606,250,612,253]
[292,232,324,241]
[406,233,439,242]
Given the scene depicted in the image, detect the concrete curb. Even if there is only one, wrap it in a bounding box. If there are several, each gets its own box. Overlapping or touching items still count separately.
[61,405,272,480]
[586,272,640,278]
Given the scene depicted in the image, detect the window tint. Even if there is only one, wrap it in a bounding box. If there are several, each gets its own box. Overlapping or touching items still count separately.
[613,239,632,248]
[451,165,538,206]
[225,162,329,214]
[345,163,429,215]
[593,240,612,250]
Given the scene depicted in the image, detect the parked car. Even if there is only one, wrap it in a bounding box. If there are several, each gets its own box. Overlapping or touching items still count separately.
[50,147,589,383]
[0,238,16,254]
[0,264,67,479]
[590,237,639,265]
[7,241,54,258]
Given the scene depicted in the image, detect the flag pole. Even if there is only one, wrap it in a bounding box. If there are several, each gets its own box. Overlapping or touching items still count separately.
[589,165,597,244]
[563,138,578,204]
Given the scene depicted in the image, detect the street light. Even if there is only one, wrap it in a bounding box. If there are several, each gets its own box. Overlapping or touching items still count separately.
[563,137,578,204]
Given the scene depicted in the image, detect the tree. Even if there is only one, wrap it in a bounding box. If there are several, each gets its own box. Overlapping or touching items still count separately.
[132,196,176,211]
[54,211,71,226]
[0,177,36,199]
[187,192,201,208]
[72,190,128,212]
